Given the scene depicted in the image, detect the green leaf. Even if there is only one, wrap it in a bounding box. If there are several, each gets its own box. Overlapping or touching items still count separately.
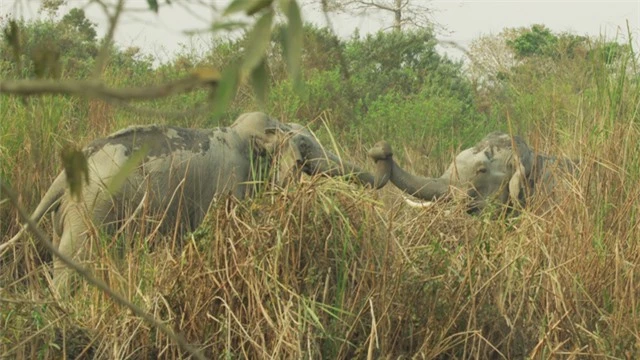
[60,146,89,201]
[280,0,303,90]
[224,0,253,15]
[210,20,249,33]
[225,0,272,16]
[107,144,149,195]
[246,0,273,15]
[241,10,274,76]
[211,66,240,120]
[147,0,159,13]
[250,59,270,108]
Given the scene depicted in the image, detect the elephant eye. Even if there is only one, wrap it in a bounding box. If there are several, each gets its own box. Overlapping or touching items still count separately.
[476,167,488,174]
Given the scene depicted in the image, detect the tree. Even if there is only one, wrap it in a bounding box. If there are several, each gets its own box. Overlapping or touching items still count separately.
[507,24,558,58]
[39,0,66,17]
[60,8,97,43]
[317,0,435,32]
[346,29,469,100]
[467,28,521,88]
[506,24,588,61]
[0,8,100,78]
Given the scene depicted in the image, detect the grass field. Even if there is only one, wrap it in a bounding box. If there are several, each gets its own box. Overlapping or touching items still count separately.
[1,24,640,359]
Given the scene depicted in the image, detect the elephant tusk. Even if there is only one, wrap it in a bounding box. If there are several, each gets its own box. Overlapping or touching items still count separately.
[402,196,452,215]
[403,195,435,208]
[113,191,148,239]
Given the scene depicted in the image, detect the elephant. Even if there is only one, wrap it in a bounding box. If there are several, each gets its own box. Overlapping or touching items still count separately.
[367,132,576,213]
[7,112,386,291]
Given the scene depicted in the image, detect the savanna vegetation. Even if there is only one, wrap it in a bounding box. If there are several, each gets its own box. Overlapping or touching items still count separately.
[1,3,639,359]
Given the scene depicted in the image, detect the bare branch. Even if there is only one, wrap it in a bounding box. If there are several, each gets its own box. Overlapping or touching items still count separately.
[92,0,125,78]
[0,180,206,360]
[318,0,352,82]
[313,0,438,32]
[0,71,218,101]
[353,0,396,13]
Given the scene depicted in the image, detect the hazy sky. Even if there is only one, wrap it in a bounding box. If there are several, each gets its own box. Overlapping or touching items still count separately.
[1,0,639,61]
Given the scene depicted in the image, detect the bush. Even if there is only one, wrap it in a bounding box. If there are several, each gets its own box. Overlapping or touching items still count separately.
[1,9,98,78]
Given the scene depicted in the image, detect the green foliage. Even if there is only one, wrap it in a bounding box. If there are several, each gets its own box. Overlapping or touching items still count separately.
[355,87,486,164]
[105,47,154,83]
[507,24,593,64]
[59,8,96,43]
[188,24,478,139]
[346,29,469,100]
[2,20,22,70]
[470,24,638,139]
[296,68,355,123]
[337,29,477,149]
[508,24,558,58]
[39,0,66,17]
[216,0,303,111]
[146,0,159,13]
[266,27,477,142]
[1,8,98,78]
[589,41,632,65]
[296,24,346,72]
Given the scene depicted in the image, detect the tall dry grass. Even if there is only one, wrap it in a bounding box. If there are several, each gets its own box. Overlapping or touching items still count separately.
[2,132,640,358]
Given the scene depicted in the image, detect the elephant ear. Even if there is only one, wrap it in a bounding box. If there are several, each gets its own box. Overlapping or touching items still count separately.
[254,128,287,153]
[254,128,305,185]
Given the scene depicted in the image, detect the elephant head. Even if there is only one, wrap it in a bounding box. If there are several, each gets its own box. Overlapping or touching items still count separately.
[368,132,536,212]
[229,112,387,189]
[257,122,389,189]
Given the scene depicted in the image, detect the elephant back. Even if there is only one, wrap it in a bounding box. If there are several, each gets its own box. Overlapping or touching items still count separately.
[84,125,214,161]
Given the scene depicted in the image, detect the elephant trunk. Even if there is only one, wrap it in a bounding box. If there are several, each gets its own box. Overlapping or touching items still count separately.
[388,159,450,200]
[368,140,449,200]
[286,130,386,188]
[306,151,387,189]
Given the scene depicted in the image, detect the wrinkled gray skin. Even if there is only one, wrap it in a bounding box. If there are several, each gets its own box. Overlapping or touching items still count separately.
[11,112,385,291]
[368,132,575,213]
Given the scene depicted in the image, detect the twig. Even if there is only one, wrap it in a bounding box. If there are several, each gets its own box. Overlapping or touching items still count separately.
[93,0,125,78]
[0,72,218,101]
[0,180,205,360]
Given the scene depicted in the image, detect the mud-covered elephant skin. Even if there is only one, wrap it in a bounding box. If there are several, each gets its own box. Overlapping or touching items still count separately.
[368,132,575,212]
[9,112,383,291]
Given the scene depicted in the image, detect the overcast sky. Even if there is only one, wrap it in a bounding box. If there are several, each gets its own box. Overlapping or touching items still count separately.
[1,0,639,61]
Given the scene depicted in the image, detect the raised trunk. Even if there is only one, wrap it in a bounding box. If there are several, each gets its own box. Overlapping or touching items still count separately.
[388,159,450,200]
